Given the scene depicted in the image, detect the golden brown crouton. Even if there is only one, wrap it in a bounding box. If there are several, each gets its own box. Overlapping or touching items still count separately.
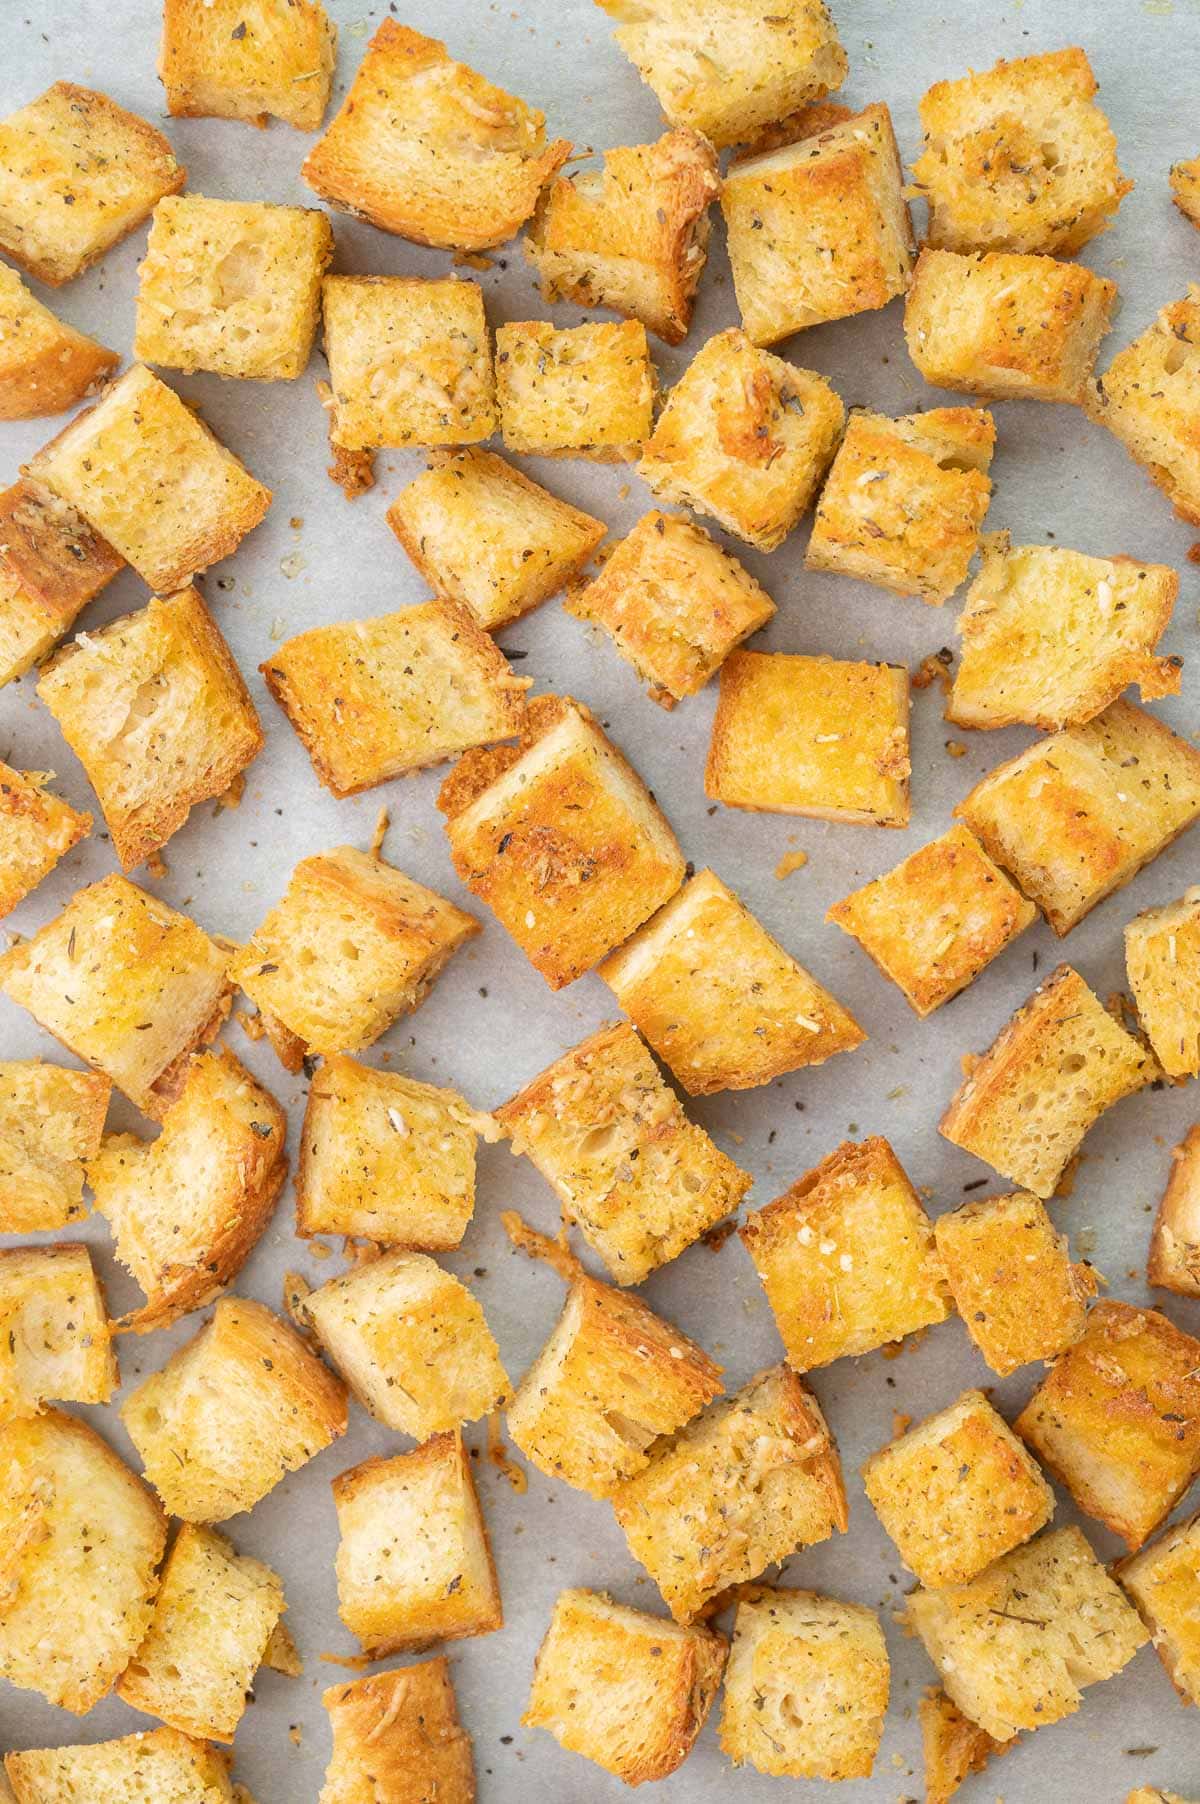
[0,1244,115,1421]
[1150,1124,1200,1297]
[611,1364,847,1621]
[0,1060,109,1231]
[1126,1792,1197,1804]
[0,478,123,689]
[302,22,569,250]
[495,320,654,462]
[1117,1511,1200,1708]
[1171,157,1200,228]
[741,1138,949,1369]
[0,264,117,420]
[333,1433,501,1656]
[160,0,336,131]
[934,1191,1095,1377]
[122,1297,348,1520]
[5,1728,238,1803]
[320,1659,474,1804]
[0,761,90,917]
[918,1687,1008,1804]
[637,328,844,551]
[1086,289,1200,524]
[1126,889,1200,1079]
[524,1588,726,1784]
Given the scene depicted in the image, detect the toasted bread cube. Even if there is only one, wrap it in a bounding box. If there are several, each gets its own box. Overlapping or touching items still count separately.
[807,407,995,604]
[0,479,123,688]
[1117,1511,1200,1707]
[1127,890,1200,1079]
[303,22,569,251]
[1172,157,1200,229]
[506,1275,722,1496]
[524,1588,726,1784]
[957,701,1200,935]
[934,1192,1095,1376]
[334,1433,500,1655]
[0,264,117,420]
[0,82,184,286]
[0,874,232,1121]
[495,320,654,462]
[230,847,479,1071]
[566,511,775,707]
[918,1688,1007,1804]
[0,1244,115,1420]
[495,1021,751,1283]
[600,866,864,1094]
[37,588,263,870]
[611,1364,847,1621]
[122,1297,348,1520]
[1087,288,1200,524]
[5,1729,237,1803]
[320,1658,474,1804]
[0,761,90,916]
[1127,1792,1197,1804]
[0,1061,109,1231]
[740,1138,948,1370]
[305,1251,508,1437]
[720,1587,888,1780]
[638,329,843,551]
[160,0,336,131]
[88,1048,287,1334]
[912,49,1131,256]
[438,696,684,990]
[1150,1124,1200,1296]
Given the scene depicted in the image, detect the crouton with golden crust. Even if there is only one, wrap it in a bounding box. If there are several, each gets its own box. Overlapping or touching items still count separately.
[0,1244,115,1421]
[918,1688,1008,1804]
[0,762,90,917]
[6,1729,238,1803]
[1150,1124,1200,1297]
[495,320,654,462]
[1171,157,1200,228]
[0,1061,109,1231]
[934,1192,1095,1377]
[1117,1511,1200,1708]
[0,265,117,419]
[1126,889,1200,1079]
[160,0,336,131]
[1087,289,1200,524]
[0,479,123,689]
[320,1659,474,1804]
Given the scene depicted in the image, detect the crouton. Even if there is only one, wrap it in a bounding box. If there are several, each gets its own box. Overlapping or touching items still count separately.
[387,450,605,632]
[0,1060,109,1231]
[918,1688,1007,1804]
[333,1433,501,1655]
[37,587,263,870]
[600,866,864,1094]
[1127,1792,1197,1804]
[0,761,90,917]
[1126,889,1200,1079]
[122,1297,348,1521]
[611,1364,847,1621]
[740,1138,949,1370]
[707,648,911,824]
[494,1021,751,1283]
[524,1588,726,1784]
[0,874,232,1121]
[1150,1124,1200,1296]
[828,824,1035,1017]
[0,1409,166,1712]
[88,1048,286,1335]
[594,0,847,151]
[911,48,1131,256]
[0,82,184,286]
[806,407,995,604]
[320,1659,474,1804]
[160,0,336,131]
[566,510,775,707]
[956,700,1200,935]
[118,1523,286,1742]
[229,847,479,1072]
[723,103,914,346]
[1171,157,1200,228]
[302,22,569,250]
[0,264,117,419]
[495,319,654,462]
[720,1587,888,1780]
[0,478,123,689]
[1117,1511,1200,1707]
[1086,288,1200,524]
[506,1274,722,1496]
[940,965,1158,1198]
[637,328,844,551]
[438,695,684,990]
[906,1524,1147,1742]
[5,1729,236,1803]
[262,597,527,797]
[934,1191,1095,1377]
[26,365,271,593]
[0,1244,115,1421]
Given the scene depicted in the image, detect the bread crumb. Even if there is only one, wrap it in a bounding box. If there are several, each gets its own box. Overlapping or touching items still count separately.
[368,806,389,859]
[145,848,169,879]
[216,773,246,811]
[913,648,954,693]
[945,739,968,758]
[487,1410,528,1493]
[775,848,809,879]
[500,1208,586,1284]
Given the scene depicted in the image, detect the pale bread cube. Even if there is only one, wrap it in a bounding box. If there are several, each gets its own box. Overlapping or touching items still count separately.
[0,1244,116,1420]
[160,0,336,131]
[1117,1511,1200,1708]
[1087,289,1200,524]
[319,1659,474,1804]
[0,478,123,689]
[1150,1124,1200,1297]
[0,264,117,419]
[495,320,654,462]
[934,1191,1095,1376]
[1171,157,1200,229]
[918,1688,1007,1804]
[1126,889,1200,1078]
[0,1060,109,1231]
[0,761,90,916]
[5,1729,236,1804]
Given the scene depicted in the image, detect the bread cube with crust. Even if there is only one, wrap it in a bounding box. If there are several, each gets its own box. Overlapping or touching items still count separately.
[333,1433,501,1655]
[611,1364,847,1622]
[320,1658,474,1804]
[5,1729,237,1803]
[302,22,569,250]
[230,847,479,1072]
[1126,890,1200,1079]
[1117,1511,1200,1708]
[160,0,336,131]
[495,320,654,462]
[638,329,844,551]
[1150,1124,1200,1297]
[1087,289,1200,524]
[524,1589,726,1784]
[918,1688,1007,1804]
[0,479,123,689]
[1126,1792,1198,1804]
[1172,157,1200,228]
[934,1191,1095,1376]
[37,587,263,870]
[0,1061,109,1231]
[387,450,605,632]
[740,1137,949,1371]
[0,264,117,419]
[0,1244,116,1420]
[0,762,90,917]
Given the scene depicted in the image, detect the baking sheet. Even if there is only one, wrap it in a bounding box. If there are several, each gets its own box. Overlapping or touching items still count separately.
[4,0,1200,1796]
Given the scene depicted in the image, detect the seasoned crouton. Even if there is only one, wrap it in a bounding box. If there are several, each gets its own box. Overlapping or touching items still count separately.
[911,48,1131,256]
[918,1688,1007,1804]
[333,1433,501,1655]
[0,478,123,689]
[495,1020,750,1283]
[303,22,569,250]
[38,587,263,870]
[262,598,527,797]
[0,82,184,286]
[1127,1792,1197,1804]
[1117,1511,1200,1707]
[0,1061,109,1231]
[0,1245,115,1421]
[122,1297,348,1520]
[720,1587,888,1780]
[1126,890,1200,1079]
[940,965,1158,1198]
[1150,1124,1200,1296]
[611,1364,847,1621]
[1086,288,1200,524]
[320,1659,474,1804]
[495,320,654,462]
[934,1192,1095,1377]
[956,700,1200,934]
[1171,157,1200,229]
[438,695,684,990]
[600,867,864,1094]
[638,328,844,551]
[0,874,232,1120]
[828,824,1035,1017]
[0,265,117,419]
[160,0,336,131]
[5,1728,236,1803]
[740,1138,950,1370]
[27,365,271,593]
[806,407,995,604]
[0,761,90,916]
[524,1588,726,1784]
[230,847,479,1071]
[566,511,775,707]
